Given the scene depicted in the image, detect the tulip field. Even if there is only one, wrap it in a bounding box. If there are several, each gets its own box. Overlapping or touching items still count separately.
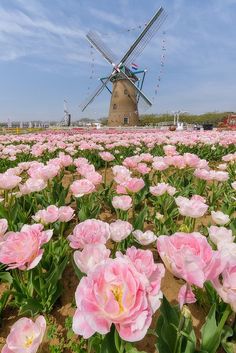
[0,128,236,353]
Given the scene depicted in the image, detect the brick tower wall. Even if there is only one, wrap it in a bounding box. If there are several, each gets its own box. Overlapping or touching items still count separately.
[108,79,139,126]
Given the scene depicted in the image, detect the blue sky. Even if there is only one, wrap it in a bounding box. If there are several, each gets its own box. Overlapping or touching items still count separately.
[0,0,236,122]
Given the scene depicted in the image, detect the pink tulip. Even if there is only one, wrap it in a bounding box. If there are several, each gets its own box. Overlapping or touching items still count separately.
[77,163,95,176]
[84,171,102,186]
[116,184,128,194]
[0,173,21,190]
[2,316,46,353]
[232,181,236,190]
[150,183,167,196]
[150,183,176,197]
[0,224,52,270]
[183,153,201,168]
[175,195,208,218]
[194,168,212,181]
[33,205,59,225]
[99,151,115,162]
[109,220,133,242]
[123,156,141,169]
[112,195,132,211]
[112,165,131,184]
[68,219,110,249]
[157,232,224,288]
[208,226,234,247]
[136,163,151,175]
[213,171,229,182]
[178,284,196,309]
[19,178,47,195]
[0,219,8,237]
[74,244,110,274]
[70,179,95,197]
[133,230,157,245]
[212,264,236,312]
[191,195,206,203]
[217,242,236,266]
[58,206,75,222]
[139,153,153,163]
[117,247,165,311]
[74,157,89,168]
[152,160,168,171]
[72,256,164,342]
[163,145,178,156]
[211,211,230,225]
[28,164,60,180]
[123,177,145,193]
[58,152,73,167]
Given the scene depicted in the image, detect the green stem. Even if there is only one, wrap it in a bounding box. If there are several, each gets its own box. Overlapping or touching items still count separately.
[112,242,119,258]
[173,314,185,353]
[132,194,135,222]
[104,161,107,187]
[59,222,65,240]
[4,190,8,208]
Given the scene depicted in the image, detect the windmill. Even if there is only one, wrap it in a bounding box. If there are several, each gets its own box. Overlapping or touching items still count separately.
[62,100,71,127]
[80,7,167,126]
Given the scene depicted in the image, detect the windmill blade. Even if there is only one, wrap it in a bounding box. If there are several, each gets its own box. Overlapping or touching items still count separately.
[119,7,167,67]
[64,99,68,114]
[80,75,112,112]
[86,31,118,65]
[119,70,152,110]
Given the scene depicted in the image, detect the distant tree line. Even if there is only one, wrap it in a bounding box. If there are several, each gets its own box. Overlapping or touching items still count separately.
[139,112,234,126]
[95,112,234,126]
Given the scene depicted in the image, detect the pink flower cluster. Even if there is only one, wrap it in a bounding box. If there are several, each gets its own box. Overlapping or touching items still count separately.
[0,224,52,270]
[157,232,224,288]
[33,205,74,224]
[68,219,110,249]
[175,195,208,218]
[73,247,165,341]
[150,183,176,196]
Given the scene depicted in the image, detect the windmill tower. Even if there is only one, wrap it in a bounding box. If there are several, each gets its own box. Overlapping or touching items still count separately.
[81,7,167,126]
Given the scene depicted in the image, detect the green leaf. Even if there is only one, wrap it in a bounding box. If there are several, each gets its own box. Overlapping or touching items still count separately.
[200,304,221,353]
[19,298,43,316]
[0,290,11,315]
[133,205,148,230]
[0,271,13,284]
[78,206,89,221]
[221,326,235,353]
[155,296,179,353]
[100,326,118,353]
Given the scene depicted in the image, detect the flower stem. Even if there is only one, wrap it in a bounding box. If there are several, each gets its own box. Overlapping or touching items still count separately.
[218,305,232,332]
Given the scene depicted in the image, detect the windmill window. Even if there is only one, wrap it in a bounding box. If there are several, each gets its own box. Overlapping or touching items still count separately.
[113,104,117,110]
[124,89,128,95]
[114,92,118,98]
[124,117,129,125]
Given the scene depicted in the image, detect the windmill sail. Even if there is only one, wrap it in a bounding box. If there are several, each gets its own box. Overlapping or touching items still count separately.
[119,70,152,110]
[80,75,112,112]
[86,31,118,65]
[119,7,167,67]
